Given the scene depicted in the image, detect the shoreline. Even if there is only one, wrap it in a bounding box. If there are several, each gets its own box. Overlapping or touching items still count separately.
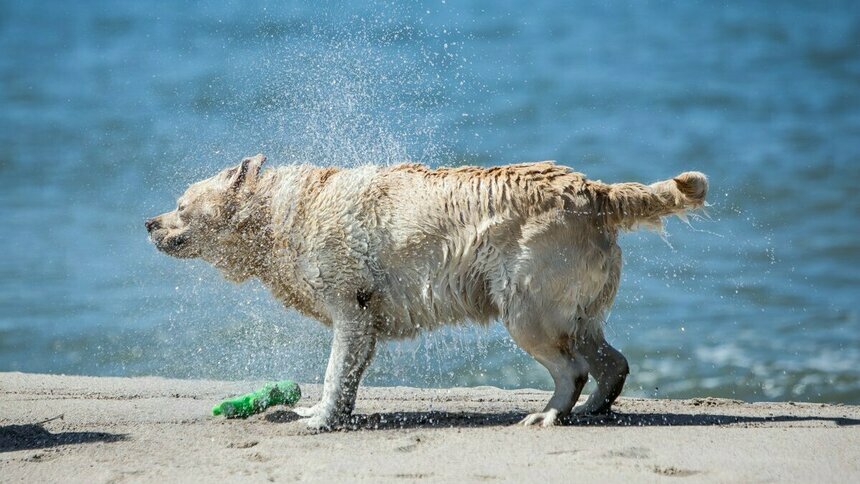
[2,372,859,482]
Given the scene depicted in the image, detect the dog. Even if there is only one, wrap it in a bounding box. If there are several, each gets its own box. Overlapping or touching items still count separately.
[146,154,707,429]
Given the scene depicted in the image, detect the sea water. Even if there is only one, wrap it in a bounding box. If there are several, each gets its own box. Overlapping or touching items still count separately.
[1,1,858,403]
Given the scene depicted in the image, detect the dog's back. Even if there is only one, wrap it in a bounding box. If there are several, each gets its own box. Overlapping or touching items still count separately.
[344,162,707,339]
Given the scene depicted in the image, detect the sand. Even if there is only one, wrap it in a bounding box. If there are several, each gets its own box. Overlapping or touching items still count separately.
[1,372,858,482]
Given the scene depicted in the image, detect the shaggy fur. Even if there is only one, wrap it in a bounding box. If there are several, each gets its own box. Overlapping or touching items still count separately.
[146,154,707,429]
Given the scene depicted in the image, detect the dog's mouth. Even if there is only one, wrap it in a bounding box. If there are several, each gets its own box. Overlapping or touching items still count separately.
[150,231,193,258]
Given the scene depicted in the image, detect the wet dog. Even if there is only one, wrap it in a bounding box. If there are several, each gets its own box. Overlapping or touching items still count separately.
[147,154,707,429]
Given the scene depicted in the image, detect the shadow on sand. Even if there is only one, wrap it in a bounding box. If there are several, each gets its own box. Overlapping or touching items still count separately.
[0,423,127,453]
[265,409,860,431]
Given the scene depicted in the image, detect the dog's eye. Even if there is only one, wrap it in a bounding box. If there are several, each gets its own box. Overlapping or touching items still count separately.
[178,204,187,212]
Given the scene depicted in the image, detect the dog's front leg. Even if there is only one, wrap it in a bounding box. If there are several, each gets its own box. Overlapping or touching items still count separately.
[303,317,376,430]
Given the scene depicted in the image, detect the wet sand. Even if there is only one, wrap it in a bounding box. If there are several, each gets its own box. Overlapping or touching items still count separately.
[1,372,858,482]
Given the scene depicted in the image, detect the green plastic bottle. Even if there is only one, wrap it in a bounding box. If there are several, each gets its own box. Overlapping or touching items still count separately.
[212,380,301,418]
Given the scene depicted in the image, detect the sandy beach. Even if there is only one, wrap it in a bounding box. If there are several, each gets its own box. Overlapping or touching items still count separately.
[1,372,858,482]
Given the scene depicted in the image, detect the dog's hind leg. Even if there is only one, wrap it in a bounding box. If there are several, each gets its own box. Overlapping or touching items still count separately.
[506,320,589,427]
[302,313,377,430]
[572,330,628,415]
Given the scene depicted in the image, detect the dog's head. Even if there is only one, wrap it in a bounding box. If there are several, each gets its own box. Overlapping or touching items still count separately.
[146,154,267,268]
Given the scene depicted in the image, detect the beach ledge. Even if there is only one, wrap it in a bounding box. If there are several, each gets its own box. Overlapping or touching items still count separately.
[1,372,858,482]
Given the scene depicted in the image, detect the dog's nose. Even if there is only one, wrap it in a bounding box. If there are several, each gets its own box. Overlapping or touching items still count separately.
[145,218,160,232]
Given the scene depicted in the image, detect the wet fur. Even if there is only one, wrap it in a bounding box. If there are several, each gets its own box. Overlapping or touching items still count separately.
[147,156,707,429]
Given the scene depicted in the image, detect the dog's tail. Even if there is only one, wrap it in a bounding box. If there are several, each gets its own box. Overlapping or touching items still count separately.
[595,171,708,230]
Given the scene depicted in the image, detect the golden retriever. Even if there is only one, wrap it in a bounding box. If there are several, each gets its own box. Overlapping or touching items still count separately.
[147,154,707,429]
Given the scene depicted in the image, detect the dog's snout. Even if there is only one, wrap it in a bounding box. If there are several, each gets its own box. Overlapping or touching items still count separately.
[145,218,160,232]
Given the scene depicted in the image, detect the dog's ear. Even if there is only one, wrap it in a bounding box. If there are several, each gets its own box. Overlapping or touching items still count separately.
[229,154,267,192]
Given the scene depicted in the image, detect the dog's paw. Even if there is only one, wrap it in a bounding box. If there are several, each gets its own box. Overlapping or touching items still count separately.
[292,405,319,418]
[303,414,335,431]
[571,402,612,417]
[519,409,560,427]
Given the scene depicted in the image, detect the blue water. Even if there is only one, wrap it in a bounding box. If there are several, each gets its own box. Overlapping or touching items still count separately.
[1,1,858,403]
